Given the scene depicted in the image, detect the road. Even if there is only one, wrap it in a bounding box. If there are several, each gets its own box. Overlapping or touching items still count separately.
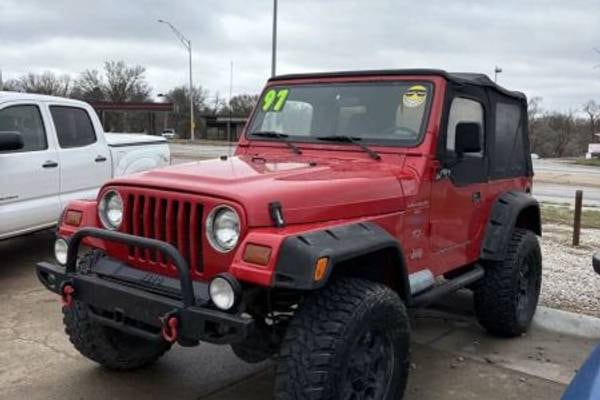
[533,159,600,176]
[534,182,600,207]
[1,230,597,399]
[169,142,234,160]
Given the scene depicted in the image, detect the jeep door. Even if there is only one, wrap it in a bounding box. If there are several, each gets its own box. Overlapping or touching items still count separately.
[0,102,60,239]
[48,104,111,209]
[430,94,489,271]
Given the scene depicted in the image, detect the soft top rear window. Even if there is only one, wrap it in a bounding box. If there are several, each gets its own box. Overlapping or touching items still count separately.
[247,81,433,146]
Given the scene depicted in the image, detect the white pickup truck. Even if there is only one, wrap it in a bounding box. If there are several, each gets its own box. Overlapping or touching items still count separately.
[0,92,170,240]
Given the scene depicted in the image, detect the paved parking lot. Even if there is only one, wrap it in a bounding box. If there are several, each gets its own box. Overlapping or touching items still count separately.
[1,230,598,399]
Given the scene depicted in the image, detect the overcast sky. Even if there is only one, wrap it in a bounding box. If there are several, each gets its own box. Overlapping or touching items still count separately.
[1,0,599,111]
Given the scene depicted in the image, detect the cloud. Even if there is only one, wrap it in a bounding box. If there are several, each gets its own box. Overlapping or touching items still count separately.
[1,0,599,110]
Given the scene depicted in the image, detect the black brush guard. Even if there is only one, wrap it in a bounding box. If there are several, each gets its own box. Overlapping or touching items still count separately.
[36,227,253,345]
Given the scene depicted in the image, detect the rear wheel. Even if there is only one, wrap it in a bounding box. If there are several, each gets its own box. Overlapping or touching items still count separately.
[474,228,542,337]
[274,278,410,400]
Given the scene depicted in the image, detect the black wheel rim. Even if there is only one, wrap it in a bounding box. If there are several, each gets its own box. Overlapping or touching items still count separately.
[341,329,394,400]
[516,254,538,320]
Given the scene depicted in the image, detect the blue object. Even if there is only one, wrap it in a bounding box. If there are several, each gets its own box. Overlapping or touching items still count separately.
[562,343,600,399]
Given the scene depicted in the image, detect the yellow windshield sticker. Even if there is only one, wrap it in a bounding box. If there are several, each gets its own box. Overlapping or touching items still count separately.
[262,88,289,112]
[403,85,428,108]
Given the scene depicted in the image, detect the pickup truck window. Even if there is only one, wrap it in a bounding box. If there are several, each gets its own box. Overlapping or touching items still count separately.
[248,82,433,146]
[0,105,47,152]
[50,106,97,148]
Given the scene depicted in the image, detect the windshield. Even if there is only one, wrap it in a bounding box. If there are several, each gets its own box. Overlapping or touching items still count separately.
[248,81,433,146]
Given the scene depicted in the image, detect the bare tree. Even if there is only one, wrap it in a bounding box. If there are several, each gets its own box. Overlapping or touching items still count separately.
[582,100,599,143]
[103,61,151,102]
[527,96,543,153]
[9,71,72,96]
[223,94,259,117]
[165,85,210,138]
[71,69,104,102]
[547,111,576,157]
[73,60,151,102]
[1,79,20,92]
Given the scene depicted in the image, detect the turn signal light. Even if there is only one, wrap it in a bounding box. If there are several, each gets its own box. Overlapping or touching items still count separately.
[64,210,83,227]
[314,257,329,282]
[242,244,272,266]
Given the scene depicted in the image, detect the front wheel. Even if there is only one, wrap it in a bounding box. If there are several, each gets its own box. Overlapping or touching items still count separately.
[274,278,410,400]
[474,228,542,337]
[63,301,172,370]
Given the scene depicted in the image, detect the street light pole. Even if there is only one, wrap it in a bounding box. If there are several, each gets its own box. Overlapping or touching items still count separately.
[158,19,195,141]
[494,65,503,83]
[271,0,278,77]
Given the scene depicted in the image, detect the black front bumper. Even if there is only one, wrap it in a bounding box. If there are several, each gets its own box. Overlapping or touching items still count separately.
[36,228,253,345]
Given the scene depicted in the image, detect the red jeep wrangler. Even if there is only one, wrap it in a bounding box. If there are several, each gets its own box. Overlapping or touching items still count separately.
[37,69,542,399]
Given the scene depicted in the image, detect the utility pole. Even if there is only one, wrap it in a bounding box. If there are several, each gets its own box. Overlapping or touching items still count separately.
[158,19,195,140]
[0,70,3,91]
[227,61,233,154]
[271,0,278,77]
[494,65,502,83]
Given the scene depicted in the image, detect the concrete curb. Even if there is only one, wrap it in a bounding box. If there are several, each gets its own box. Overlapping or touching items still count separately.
[534,306,600,340]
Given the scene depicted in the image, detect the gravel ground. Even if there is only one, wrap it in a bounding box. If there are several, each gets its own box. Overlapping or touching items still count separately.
[539,224,600,317]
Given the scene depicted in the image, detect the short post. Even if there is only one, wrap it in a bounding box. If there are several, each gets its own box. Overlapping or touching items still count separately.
[573,190,583,246]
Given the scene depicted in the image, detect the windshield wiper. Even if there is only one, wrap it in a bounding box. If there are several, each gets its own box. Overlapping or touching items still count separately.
[249,131,302,155]
[315,135,381,161]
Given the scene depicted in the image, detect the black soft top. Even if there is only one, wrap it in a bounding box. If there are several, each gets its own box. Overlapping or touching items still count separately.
[269,69,525,101]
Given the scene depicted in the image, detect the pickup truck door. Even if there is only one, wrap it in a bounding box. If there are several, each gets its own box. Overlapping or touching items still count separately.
[48,104,111,207]
[0,103,60,239]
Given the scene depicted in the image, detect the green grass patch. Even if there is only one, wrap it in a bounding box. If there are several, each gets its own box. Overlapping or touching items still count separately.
[541,205,600,229]
[570,158,600,167]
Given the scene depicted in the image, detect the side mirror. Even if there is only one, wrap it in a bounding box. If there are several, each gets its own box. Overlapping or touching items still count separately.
[594,252,600,275]
[455,122,482,158]
[0,131,24,152]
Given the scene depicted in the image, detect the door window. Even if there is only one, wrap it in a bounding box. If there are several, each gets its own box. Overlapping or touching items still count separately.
[0,105,47,152]
[50,106,97,148]
[446,98,484,157]
[493,102,526,177]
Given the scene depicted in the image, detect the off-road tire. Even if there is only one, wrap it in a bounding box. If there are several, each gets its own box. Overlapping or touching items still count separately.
[231,342,270,364]
[63,301,172,370]
[274,278,410,400]
[62,251,171,370]
[474,228,542,337]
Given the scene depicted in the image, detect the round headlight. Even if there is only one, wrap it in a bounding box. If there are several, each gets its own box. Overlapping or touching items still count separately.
[209,275,240,310]
[54,238,69,265]
[98,190,123,230]
[206,206,240,252]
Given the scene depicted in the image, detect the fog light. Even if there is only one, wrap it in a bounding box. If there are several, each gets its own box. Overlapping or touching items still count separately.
[54,238,69,265]
[209,274,240,311]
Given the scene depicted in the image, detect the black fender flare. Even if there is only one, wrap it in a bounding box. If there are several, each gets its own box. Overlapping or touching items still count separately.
[480,191,541,261]
[272,222,411,303]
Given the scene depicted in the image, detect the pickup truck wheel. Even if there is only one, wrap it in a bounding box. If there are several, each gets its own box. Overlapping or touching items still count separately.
[474,228,542,337]
[63,301,172,370]
[274,278,410,400]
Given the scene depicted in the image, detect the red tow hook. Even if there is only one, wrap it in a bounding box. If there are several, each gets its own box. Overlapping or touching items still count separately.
[161,315,179,343]
[61,285,75,307]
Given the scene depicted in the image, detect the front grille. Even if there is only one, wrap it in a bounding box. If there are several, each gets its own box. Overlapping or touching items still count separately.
[122,193,204,273]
